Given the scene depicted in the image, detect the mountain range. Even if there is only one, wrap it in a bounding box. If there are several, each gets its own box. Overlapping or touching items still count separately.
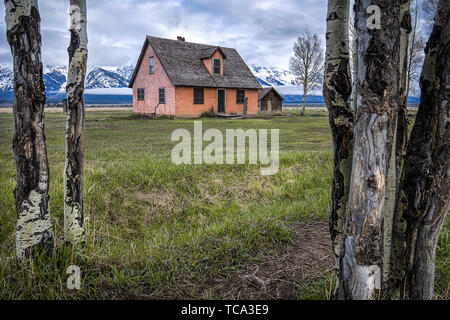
[0,63,293,94]
[0,63,420,105]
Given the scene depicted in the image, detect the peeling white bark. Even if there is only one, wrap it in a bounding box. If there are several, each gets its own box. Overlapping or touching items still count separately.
[323,0,354,299]
[341,0,401,299]
[64,0,87,244]
[16,191,53,259]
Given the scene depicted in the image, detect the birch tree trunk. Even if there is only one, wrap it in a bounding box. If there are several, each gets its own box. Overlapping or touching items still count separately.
[323,0,353,300]
[382,0,411,292]
[351,28,358,113]
[64,0,88,244]
[4,0,53,260]
[395,2,411,190]
[340,0,401,300]
[394,0,450,299]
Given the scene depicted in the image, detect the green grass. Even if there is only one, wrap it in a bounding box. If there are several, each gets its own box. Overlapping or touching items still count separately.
[0,110,447,299]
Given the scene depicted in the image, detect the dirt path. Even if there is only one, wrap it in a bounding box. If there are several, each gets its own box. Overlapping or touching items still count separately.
[134,221,334,300]
[202,221,334,300]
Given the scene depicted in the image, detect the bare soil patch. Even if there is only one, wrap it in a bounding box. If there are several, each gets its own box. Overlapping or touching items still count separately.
[201,221,333,300]
[134,221,333,300]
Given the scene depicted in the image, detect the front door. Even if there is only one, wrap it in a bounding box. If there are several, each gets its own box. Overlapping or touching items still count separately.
[218,89,225,113]
[267,99,272,113]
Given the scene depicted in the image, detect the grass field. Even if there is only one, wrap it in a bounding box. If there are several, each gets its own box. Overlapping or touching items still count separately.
[0,110,448,299]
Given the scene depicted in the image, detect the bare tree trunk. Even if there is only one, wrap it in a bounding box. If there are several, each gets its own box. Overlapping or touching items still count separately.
[383,0,411,292]
[395,0,450,299]
[4,0,53,260]
[340,0,401,300]
[323,0,353,300]
[301,84,307,116]
[350,29,358,113]
[64,0,88,244]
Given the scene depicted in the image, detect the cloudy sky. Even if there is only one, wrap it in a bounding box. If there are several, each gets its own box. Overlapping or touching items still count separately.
[0,0,327,69]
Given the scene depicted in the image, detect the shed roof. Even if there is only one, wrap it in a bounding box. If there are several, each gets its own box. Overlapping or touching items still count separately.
[258,87,284,101]
[129,36,261,90]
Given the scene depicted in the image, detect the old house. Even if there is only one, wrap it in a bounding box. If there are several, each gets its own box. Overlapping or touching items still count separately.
[129,36,262,117]
[258,87,283,113]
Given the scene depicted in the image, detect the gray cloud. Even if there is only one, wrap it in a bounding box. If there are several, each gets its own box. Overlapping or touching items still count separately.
[0,0,327,69]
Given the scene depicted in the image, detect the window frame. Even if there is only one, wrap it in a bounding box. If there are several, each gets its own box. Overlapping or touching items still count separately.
[236,89,245,104]
[213,58,221,75]
[137,88,145,101]
[159,87,166,104]
[194,88,204,104]
[149,56,155,74]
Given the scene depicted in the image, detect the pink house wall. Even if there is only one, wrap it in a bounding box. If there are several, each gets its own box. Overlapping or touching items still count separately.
[132,44,175,116]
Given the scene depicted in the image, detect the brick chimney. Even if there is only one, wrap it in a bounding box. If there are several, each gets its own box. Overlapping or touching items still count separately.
[177,36,185,42]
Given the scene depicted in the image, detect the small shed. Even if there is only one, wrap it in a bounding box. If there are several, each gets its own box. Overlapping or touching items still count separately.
[258,87,283,113]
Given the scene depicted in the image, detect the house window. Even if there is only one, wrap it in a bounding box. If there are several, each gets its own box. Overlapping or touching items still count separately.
[149,56,154,74]
[194,88,204,104]
[137,88,145,101]
[236,89,245,104]
[213,58,221,75]
[159,88,166,104]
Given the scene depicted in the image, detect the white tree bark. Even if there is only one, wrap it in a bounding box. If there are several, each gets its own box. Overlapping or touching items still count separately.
[382,0,411,290]
[5,0,54,260]
[64,0,88,244]
[323,0,353,299]
[341,0,402,299]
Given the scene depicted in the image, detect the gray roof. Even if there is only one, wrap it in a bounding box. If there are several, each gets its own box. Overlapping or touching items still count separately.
[129,36,261,90]
[258,87,284,101]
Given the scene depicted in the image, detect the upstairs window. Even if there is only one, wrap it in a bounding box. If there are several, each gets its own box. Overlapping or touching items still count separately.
[236,89,245,104]
[149,56,155,74]
[194,88,204,104]
[159,88,166,104]
[137,88,145,101]
[213,58,221,75]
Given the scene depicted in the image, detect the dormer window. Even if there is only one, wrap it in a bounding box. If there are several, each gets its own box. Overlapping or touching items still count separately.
[149,56,154,74]
[213,58,221,75]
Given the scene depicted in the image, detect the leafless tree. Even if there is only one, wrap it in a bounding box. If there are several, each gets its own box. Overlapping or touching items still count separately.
[407,0,427,97]
[348,9,358,113]
[423,0,439,27]
[323,0,353,298]
[64,0,88,244]
[4,0,53,260]
[324,0,449,300]
[289,26,324,116]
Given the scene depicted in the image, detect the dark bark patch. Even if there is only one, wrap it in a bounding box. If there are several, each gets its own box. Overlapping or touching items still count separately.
[68,30,80,63]
[327,12,338,21]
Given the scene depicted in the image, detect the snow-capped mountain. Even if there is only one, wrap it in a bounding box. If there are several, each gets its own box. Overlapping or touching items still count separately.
[115,65,134,82]
[43,65,68,91]
[1,62,297,93]
[0,64,135,93]
[250,64,297,87]
[85,67,130,89]
[0,64,14,92]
